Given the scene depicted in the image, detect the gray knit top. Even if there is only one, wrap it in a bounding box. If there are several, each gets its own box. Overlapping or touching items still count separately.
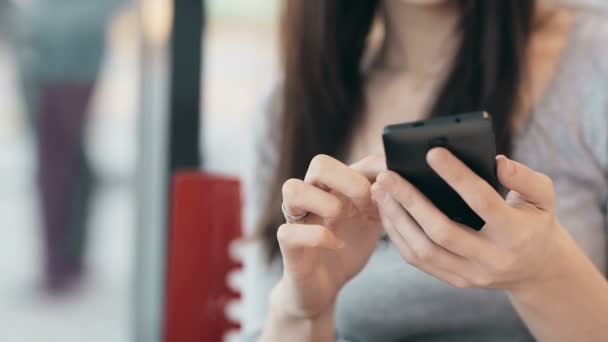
[241,9,608,342]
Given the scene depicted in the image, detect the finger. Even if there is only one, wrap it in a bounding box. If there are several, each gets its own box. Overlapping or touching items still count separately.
[374,188,413,259]
[375,171,498,261]
[386,227,472,288]
[496,155,555,210]
[350,155,386,182]
[377,204,472,288]
[282,178,343,219]
[277,224,345,255]
[305,155,372,212]
[277,224,345,278]
[426,148,510,223]
[372,184,472,274]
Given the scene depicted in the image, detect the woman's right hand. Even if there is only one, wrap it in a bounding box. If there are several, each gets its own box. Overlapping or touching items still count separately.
[270,154,384,321]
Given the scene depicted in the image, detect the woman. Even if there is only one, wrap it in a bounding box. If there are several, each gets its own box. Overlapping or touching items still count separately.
[243,1,608,341]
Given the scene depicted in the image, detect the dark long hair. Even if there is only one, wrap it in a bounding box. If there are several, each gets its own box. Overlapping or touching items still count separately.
[258,0,536,260]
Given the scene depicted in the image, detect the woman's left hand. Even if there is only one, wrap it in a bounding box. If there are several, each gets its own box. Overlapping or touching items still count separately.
[371,147,572,291]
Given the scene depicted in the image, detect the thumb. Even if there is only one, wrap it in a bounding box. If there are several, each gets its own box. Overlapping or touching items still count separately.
[496,155,555,210]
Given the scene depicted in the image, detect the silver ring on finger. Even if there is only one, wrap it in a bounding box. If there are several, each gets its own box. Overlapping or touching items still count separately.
[282,202,310,223]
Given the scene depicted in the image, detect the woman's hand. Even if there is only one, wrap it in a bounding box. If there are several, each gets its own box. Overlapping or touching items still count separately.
[371,147,573,291]
[271,155,384,321]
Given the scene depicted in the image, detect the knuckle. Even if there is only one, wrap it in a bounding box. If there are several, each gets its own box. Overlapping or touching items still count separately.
[307,155,334,183]
[429,227,453,247]
[395,186,416,210]
[308,238,322,249]
[414,244,437,263]
[310,154,332,172]
[308,226,329,248]
[276,224,292,245]
[470,192,490,213]
[351,179,371,199]
[400,249,419,265]
[282,178,302,199]
[324,199,343,218]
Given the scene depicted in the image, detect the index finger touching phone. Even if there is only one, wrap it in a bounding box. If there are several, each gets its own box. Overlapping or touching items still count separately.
[350,155,386,182]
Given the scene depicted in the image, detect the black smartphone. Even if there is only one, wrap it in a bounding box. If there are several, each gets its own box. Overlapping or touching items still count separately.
[382,111,499,230]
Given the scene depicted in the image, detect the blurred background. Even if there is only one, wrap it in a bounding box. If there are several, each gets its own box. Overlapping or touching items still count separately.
[1,0,277,341]
[0,0,605,341]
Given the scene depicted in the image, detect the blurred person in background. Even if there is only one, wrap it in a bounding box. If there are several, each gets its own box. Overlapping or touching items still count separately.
[10,0,125,295]
[243,1,608,341]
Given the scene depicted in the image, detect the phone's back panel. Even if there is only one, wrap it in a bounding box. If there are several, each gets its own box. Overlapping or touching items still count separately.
[383,112,499,230]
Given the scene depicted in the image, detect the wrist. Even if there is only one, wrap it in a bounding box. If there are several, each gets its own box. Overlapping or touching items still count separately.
[265,279,336,342]
[269,277,336,322]
[505,227,608,342]
[507,226,591,304]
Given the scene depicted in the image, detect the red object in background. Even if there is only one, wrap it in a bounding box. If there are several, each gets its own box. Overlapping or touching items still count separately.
[164,172,242,342]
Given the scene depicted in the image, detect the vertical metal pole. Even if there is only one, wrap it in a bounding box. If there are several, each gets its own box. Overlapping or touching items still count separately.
[134,0,173,341]
[168,0,204,172]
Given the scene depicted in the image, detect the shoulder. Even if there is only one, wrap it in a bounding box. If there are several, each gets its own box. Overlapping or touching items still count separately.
[532,9,608,171]
[557,8,608,112]
[569,9,608,73]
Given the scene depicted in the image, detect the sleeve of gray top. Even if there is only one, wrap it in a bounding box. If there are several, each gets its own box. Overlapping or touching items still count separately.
[240,90,284,342]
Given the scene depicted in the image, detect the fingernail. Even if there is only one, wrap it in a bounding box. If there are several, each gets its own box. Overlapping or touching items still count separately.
[336,240,346,249]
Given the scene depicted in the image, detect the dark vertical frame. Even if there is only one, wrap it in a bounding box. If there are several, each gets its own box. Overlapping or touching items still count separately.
[168,0,205,172]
